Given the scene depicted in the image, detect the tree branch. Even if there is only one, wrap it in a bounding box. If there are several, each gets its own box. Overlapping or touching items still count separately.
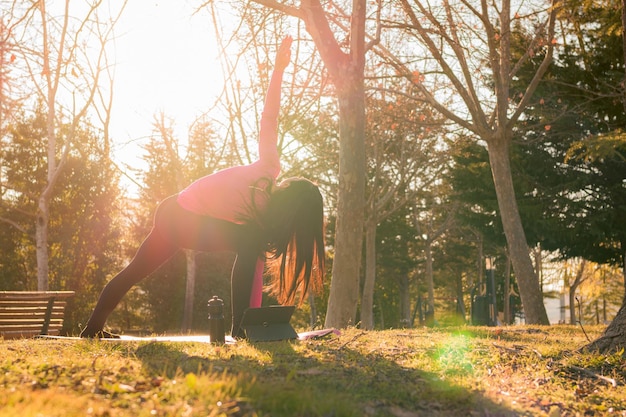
[251,0,304,19]
[365,0,383,52]
[0,216,31,235]
[399,0,489,135]
[509,0,559,125]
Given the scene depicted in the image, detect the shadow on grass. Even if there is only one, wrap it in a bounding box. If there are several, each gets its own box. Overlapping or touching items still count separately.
[129,336,521,417]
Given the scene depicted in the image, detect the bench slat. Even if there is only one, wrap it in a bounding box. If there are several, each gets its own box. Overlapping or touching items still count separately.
[0,305,66,312]
[0,306,65,311]
[0,316,64,324]
[0,322,63,330]
[0,319,64,327]
[0,299,68,304]
[0,291,75,300]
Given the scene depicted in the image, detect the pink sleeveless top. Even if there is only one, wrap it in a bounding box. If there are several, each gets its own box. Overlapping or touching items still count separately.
[176,151,280,223]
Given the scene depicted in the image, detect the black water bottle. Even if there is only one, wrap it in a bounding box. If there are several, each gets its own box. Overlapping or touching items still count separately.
[208,295,225,344]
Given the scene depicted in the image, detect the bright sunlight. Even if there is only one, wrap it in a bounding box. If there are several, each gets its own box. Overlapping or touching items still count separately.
[110,2,219,171]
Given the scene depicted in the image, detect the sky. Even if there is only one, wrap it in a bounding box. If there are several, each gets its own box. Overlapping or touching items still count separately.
[108,1,220,175]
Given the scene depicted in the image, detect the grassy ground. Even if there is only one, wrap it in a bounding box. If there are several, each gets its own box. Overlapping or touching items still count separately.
[1,325,625,416]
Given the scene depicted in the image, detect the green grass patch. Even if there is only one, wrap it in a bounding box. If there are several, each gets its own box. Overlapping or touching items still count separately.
[1,325,624,416]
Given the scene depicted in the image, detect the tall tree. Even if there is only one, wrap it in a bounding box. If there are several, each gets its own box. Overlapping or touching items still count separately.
[412,190,457,325]
[501,0,626,344]
[210,0,373,328]
[374,208,420,328]
[3,1,126,290]
[386,0,559,324]
[554,0,626,352]
[508,0,625,272]
[361,91,446,329]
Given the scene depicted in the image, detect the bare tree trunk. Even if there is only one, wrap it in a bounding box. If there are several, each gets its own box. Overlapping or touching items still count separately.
[378,294,385,328]
[412,206,455,325]
[424,240,435,324]
[585,302,626,353]
[37,0,56,291]
[398,274,411,327]
[569,290,578,325]
[361,218,377,329]
[36,199,50,291]
[533,245,543,292]
[182,251,198,332]
[323,0,367,329]
[325,80,366,328]
[456,273,466,322]
[487,138,549,325]
[585,248,625,352]
[29,1,124,290]
[504,253,511,324]
[568,259,586,325]
[247,0,368,329]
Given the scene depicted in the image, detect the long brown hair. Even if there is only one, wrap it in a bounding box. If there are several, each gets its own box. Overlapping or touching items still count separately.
[261,178,325,304]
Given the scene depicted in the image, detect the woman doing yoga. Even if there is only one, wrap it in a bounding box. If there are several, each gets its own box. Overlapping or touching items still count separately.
[80,36,325,339]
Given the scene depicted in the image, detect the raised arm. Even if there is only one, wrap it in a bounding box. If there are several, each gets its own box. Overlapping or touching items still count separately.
[258,36,292,161]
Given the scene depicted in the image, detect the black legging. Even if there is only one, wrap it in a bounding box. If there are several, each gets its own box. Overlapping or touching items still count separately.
[82,195,263,337]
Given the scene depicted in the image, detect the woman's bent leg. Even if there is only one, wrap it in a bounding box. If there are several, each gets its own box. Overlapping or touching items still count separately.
[81,227,179,337]
[82,197,242,337]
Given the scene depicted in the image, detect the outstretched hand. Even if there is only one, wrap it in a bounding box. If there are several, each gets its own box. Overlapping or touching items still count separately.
[274,35,292,72]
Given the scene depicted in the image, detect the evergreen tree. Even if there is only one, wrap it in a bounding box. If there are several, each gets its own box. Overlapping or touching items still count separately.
[1,108,122,334]
[510,1,626,270]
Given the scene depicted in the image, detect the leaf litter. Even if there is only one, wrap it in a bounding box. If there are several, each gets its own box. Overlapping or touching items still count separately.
[1,325,625,416]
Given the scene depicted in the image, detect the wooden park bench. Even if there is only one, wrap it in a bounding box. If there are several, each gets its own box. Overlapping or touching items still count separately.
[0,291,75,339]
